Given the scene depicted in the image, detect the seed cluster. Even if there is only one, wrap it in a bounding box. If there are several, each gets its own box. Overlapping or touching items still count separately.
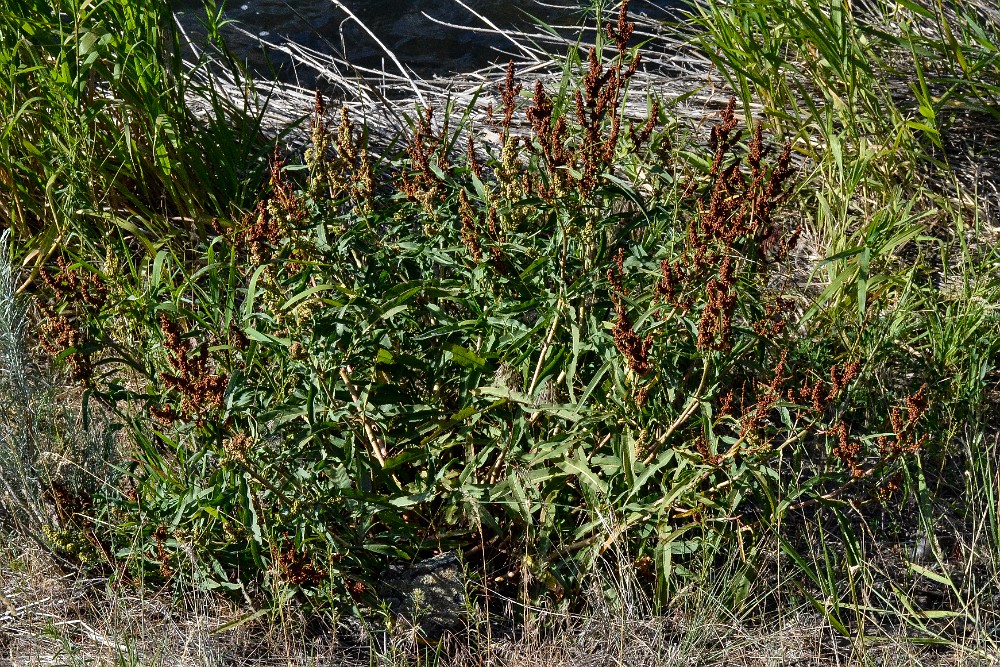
[609,248,652,376]
[306,94,374,212]
[653,98,797,355]
[401,107,449,213]
[40,256,107,308]
[574,1,641,195]
[153,525,174,579]
[151,314,227,428]
[38,258,108,385]
[458,190,484,263]
[273,535,325,587]
[878,384,930,456]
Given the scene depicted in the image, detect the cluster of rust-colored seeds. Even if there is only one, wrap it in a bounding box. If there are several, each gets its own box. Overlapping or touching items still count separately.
[608,98,798,387]
[153,525,173,578]
[830,421,863,476]
[40,256,107,308]
[729,356,866,473]
[484,1,655,204]
[217,146,313,268]
[877,472,902,501]
[740,355,924,484]
[651,98,797,355]
[612,302,653,376]
[879,384,930,456]
[736,350,790,442]
[39,314,92,384]
[458,190,484,263]
[398,1,656,267]
[695,436,722,466]
[150,314,227,428]
[38,258,108,385]
[752,300,790,338]
[238,199,285,265]
[457,188,508,271]
[526,80,573,199]
[526,0,656,199]
[47,479,92,526]
[223,432,252,465]
[597,98,917,485]
[400,107,449,212]
[347,579,367,601]
[573,1,641,195]
[274,535,326,587]
[787,361,862,413]
[608,249,653,376]
[696,257,737,352]
[799,368,927,481]
[491,60,522,134]
[467,132,484,181]
[269,146,309,224]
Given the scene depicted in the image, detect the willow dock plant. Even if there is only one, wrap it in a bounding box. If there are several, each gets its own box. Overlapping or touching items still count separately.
[3,0,1000,661]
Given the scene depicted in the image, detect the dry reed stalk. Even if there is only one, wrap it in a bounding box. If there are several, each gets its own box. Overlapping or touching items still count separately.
[192,0,738,160]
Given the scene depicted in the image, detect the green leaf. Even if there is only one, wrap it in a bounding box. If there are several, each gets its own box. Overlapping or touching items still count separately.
[448,343,486,368]
[243,327,291,346]
[279,283,336,311]
[907,562,952,587]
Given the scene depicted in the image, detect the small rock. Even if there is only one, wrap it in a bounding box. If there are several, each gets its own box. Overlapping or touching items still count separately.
[380,553,467,641]
[908,535,933,563]
[336,614,370,646]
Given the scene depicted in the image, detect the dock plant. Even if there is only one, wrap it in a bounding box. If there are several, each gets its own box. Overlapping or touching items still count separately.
[3,0,1000,657]
[25,2,949,614]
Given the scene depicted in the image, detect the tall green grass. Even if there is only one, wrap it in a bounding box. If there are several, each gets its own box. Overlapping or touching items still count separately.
[689,0,1000,653]
[0,0,272,270]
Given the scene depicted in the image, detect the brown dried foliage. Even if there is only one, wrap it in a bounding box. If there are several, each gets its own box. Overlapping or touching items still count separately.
[878,384,930,457]
[37,258,107,385]
[400,107,449,210]
[274,536,326,587]
[153,314,228,428]
[609,249,652,376]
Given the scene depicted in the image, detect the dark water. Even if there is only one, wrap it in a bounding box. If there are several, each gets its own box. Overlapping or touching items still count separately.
[173,0,673,80]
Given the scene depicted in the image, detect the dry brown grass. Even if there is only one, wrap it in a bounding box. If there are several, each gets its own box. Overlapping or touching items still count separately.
[2,538,996,667]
